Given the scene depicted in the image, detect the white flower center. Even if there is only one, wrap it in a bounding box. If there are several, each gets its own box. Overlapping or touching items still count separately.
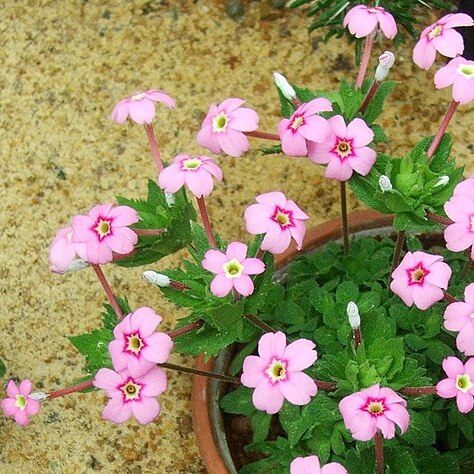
[428,24,443,40]
[458,64,474,78]
[182,157,203,170]
[15,395,27,410]
[212,113,229,133]
[335,139,352,159]
[265,359,287,383]
[121,379,141,401]
[94,218,112,240]
[130,93,146,101]
[223,259,244,279]
[126,333,144,355]
[456,374,473,393]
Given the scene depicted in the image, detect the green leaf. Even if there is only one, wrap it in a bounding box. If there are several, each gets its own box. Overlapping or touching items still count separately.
[426,339,454,364]
[0,358,5,378]
[363,80,398,123]
[229,339,258,376]
[251,411,272,443]
[401,410,436,447]
[385,447,420,474]
[220,386,254,416]
[336,281,359,305]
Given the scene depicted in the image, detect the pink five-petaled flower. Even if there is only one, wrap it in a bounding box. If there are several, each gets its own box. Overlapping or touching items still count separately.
[435,57,474,105]
[49,226,87,274]
[290,455,347,474]
[390,251,452,310]
[111,90,175,125]
[197,98,259,157]
[244,191,309,254]
[158,154,223,198]
[444,283,474,356]
[241,331,318,415]
[277,98,332,157]
[1,380,40,426]
[436,357,474,413]
[308,116,376,181]
[202,242,265,298]
[108,307,173,376]
[72,204,139,265]
[343,5,397,39]
[339,384,410,441]
[413,13,474,70]
[94,366,167,425]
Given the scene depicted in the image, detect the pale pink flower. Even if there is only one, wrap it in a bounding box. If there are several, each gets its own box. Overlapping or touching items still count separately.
[244,191,309,254]
[72,204,139,265]
[94,366,167,425]
[343,5,397,39]
[390,251,451,310]
[241,331,318,415]
[436,357,474,413]
[197,98,259,157]
[308,116,376,181]
[339,384,410,441]
[290,456,347,474]
[108,307,173,376]
[111,90,175,125]
[158,154,223,198]
[413,13,474,70]
[444,283,474,356]
[1,380,40,426]
[49,226,87,274]
[277,98,332,157]
[444,186,474,258]
[202,242,265,298]
[435,57,474,105]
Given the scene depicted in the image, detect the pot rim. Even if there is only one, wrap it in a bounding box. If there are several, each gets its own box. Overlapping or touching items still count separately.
[191,210,394,474]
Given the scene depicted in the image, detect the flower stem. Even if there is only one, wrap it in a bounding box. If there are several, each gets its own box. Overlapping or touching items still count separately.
[144,123,164,172]
[245,130,280,141]
[159,362,240,384]
[243,314,276,333]
[425,211,453,226]
[167,320,204,339]
[315,380,338,391]
[443,291,459,304]
[112,249,137,261]
[47,379,94,399]
[359,80,380,114]
[355,34,375,90]
[427,100,459,159]
[461,253,473,280]
[388,231,405,287]
[375,431,385,474]
[354,328,362,349]
[398,386,437,395]
[340,182,350,255]
[91,264,124,320]
[196,196,217,248]
[133,228,166,236]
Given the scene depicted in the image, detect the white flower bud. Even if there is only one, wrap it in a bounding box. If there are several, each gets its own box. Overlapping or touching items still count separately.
[375,51,395,82]
[379,175,393,192]
[347,302,361,329]
[30,392,48,401]
[434,176,449,187]
[273,72,296,101]
[142,271,170,287]
[165,192,175,206]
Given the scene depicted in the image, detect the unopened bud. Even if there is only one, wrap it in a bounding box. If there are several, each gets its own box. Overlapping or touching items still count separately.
[375,51,395,82]
[434,176,449,187]
[347,301,361,329]
[273,72,296,101]
[165,192,175,206]
[30,392,48,401]
[143,271,170,287]
[379,175,393,192]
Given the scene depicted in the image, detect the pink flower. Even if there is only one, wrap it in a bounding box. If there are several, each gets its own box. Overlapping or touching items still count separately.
[290,456,347,474]
[390,251,452,310]
[94,366,167,425]
[435,57,474,105]
[244,191,309,254]
[108,307,173,376]
[241,331,318,414]
[436,357,474,413]
[308,116,376,181]
[72,204,139,265]
[339,384,410,441]
[444,185,474,258]
[111,90,175,125]
[413,13,474,70]
[444,283,474,356]
[49,226,87,274]
[202,242,265,297]
[1,380,40,426]
[197,98,259,157]
[343,5,397,39]
[277,98,332,157]
[158,154,223,198]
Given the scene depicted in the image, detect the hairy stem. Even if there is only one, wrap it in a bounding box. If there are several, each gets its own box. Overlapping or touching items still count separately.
[159,362,240,384]
[443,291,459,304]
[167,320,204,339]
[133,228,166,236]
[243,314,277,333]
[91,264,124,320]
[355,34,375,89]
[47,379,94,399]
[426,211,453,226]
[359,80,380,114]
[196,196,217,248]
[427,100,459,159]
[144,123,164,172]
[245,130,281,141]
[398,386,437,395]
[375,431,385,474]
[340,182,350,255]
[388,231,405,287]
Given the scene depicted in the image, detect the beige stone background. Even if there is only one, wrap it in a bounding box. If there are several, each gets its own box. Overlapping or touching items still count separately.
[0,0,472,472]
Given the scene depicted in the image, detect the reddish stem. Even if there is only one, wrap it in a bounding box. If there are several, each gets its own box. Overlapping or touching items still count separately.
[196,196,216,248]
[355,34,375,89]
[427,100,459,159]
[359,80,380,114]
[315,380,338,391]
[245,130,280,141]
[167,320,204,339]
[443,291,459,304]
[388,231,405,287]
[133,228,166,236]
[426,211,453,226]
[91,264,124,320]
[112,249,137,261]
[48,380,94,399]
[144,123,164,172]
[398,386,437,396]
[375,431,385,474]
[169,279,191,291]
[159,362,240,384]
[340,182,350,255]
[354,328,362,349]
[243,314,276,333]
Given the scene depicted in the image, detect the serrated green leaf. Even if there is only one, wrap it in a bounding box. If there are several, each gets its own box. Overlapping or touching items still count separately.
[401,410,436,447]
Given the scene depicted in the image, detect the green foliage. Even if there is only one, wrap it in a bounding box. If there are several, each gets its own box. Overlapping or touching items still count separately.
[0,358,5,378]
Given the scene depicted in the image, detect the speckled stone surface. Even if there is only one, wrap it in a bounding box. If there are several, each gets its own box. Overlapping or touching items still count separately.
[1,1,473,472]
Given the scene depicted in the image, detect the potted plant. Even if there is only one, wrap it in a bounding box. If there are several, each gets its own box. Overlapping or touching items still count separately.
[2,3,474,473]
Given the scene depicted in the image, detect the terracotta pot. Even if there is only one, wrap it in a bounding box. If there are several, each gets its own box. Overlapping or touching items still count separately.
[191,210,394,474]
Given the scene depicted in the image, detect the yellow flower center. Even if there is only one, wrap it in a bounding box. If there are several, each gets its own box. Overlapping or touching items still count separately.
[458,65,474,78]
[275,212,290,226]
[456,374,473,393]
[95,219,112,239]
[266,360,287,382]
[212,113,229,133]
[290,116,304,130]
[223,259,244,278]
[335,140,352,158]
[15,395,27,410]
[182,157,202,170]
[367,401,384,416]
[428,24,443,40]
[121,380,141,401]
[126,333,144,354]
